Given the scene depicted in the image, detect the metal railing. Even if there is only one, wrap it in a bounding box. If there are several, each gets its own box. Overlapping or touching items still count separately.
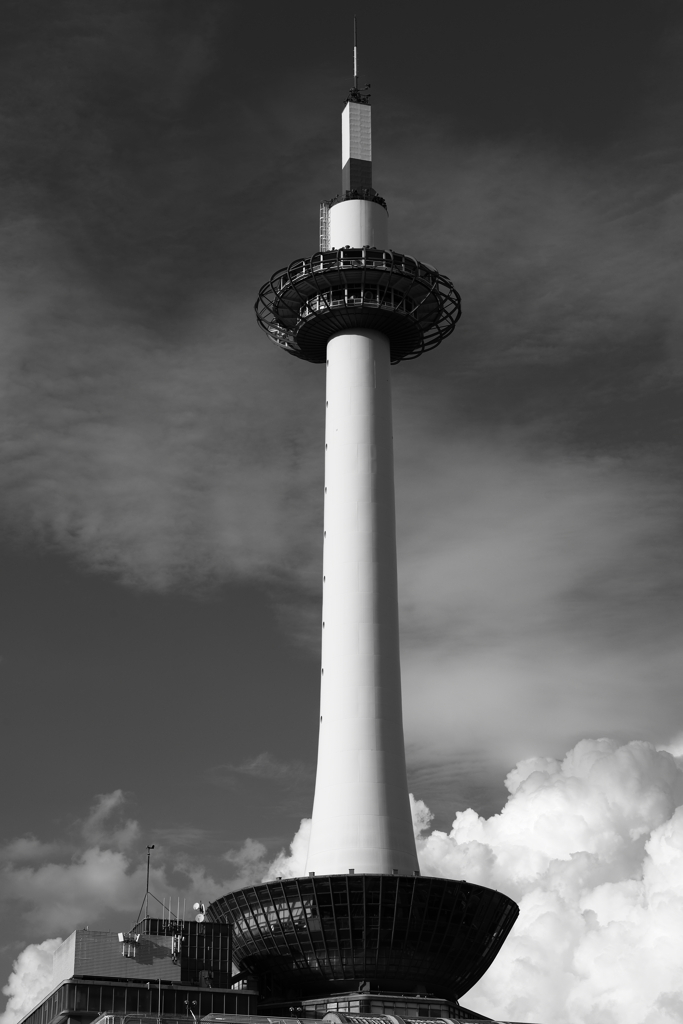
[255,248,461,365]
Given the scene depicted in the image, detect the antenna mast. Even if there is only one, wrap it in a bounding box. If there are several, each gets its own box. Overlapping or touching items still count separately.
[348,18,370,105]
[145,845,154,919]
[353,17,358,90]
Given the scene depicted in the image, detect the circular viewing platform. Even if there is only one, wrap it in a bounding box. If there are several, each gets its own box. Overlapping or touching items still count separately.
[255,249,461,364]
[207,874,518,1004]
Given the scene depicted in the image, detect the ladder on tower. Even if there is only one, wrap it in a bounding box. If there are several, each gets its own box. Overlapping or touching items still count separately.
[319,201,331,251]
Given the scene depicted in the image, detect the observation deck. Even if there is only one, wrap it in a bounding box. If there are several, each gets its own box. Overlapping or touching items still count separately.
[255,248,461,364]
[207,875,518,1004]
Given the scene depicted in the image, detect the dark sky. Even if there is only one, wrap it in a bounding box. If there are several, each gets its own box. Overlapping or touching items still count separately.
[1,1,682,1016]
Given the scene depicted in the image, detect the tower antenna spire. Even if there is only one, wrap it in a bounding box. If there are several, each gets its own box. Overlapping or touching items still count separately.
[353,16,358,90]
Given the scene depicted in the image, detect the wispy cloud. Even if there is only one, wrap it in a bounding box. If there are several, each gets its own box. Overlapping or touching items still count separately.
[395,431,683,767]
[150,827,215,848]
[81,791,139,850]
[208,752,313,789]
[1,127,681,789]
[0,256,322,592]
[0,840,65,865]
[0,791,274,943]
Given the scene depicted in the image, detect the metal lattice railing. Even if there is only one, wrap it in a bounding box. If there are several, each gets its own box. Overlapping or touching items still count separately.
[255,248,461,364]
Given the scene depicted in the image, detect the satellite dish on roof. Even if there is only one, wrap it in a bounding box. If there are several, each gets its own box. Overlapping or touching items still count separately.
[195,913,205,923]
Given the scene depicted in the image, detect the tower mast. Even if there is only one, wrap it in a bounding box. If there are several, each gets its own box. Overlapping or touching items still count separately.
[305,63,417,877]
[209,44,518,1015]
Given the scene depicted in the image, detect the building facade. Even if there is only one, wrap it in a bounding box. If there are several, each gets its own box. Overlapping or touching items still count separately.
[17,919,257,1024]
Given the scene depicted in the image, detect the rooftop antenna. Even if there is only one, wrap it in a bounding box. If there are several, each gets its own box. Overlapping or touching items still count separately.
[146,845,154,920]
[132,845,179,931]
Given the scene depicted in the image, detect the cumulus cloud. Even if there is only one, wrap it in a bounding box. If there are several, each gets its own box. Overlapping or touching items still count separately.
[6,748,683,1023]
[414,737,683,1024]
[246,736,683,1021]
[0,792,149,934]
[221,840,271,890]
[1,792,164,935]
[1,846,144,935]
[265,818,312,880]
[0,789,277,974]
[0,939,62,1024]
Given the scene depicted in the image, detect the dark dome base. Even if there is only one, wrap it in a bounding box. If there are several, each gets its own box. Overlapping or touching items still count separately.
[207,874,518,1004]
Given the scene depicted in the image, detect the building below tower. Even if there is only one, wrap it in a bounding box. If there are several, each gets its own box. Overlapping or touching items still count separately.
[12,909,534,1024]
[15,918,257,1024]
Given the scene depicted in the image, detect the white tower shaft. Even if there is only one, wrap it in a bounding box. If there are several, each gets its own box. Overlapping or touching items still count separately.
[305,78,418,877]
[305,328,419,876]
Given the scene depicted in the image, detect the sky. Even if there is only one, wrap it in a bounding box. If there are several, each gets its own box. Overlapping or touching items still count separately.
[0,1,682,1022]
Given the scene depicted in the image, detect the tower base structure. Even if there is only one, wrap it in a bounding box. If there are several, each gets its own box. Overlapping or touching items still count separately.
[207,874,518,1011]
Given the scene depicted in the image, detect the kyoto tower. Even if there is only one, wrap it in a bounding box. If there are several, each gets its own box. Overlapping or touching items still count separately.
[209,34,518,1017]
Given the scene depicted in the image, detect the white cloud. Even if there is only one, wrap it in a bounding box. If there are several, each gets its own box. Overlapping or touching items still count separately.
[221,839,270,890]
[264,818,311,880]
[81,791,139,850]
[248,737,683,1021]
[1,792,152,934]
[0,939,62,1024]
[0,848,144,935]
[415,737,683,1024]
[0,788,280,980]
[0,840,63,864]
[4,751,683,1023]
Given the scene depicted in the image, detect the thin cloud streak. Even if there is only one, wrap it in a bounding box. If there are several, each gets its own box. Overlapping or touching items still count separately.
[0,236,323,590]
[395,432,683,765]
[208,753,313,788]
[391,134,683,370]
